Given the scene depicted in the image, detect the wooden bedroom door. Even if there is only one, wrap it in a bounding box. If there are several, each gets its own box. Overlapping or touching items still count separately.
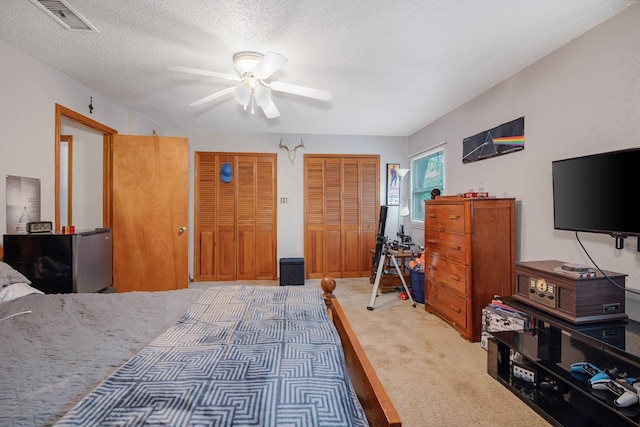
[193,152,277,282]
[112,135,189,292]
[304,155,379,279]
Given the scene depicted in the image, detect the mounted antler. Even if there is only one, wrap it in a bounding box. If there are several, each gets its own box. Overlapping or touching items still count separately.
[279,137,304,163]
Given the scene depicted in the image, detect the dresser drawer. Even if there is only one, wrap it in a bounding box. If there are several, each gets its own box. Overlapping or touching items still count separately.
[423,253,470,295]
[425,203,466,233]
[426,279,467,330]
[424,229,470,265]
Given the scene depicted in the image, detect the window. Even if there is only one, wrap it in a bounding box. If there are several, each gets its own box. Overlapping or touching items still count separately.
[410,143,445,222]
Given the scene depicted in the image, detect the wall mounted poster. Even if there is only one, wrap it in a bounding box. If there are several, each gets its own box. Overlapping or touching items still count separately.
[6,175,41,233]
[386,163,400,206]
[462,117,524,163]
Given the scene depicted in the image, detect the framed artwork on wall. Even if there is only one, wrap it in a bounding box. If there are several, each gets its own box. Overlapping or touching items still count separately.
[462,116,524,163]
[6,175,41,233]
[386,163,400,206]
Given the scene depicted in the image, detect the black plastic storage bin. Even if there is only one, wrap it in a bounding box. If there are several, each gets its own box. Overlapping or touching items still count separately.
[410,269,425,303]
[280,257,304,286]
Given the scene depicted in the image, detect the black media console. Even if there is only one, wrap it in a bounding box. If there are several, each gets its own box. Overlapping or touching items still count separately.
[488,296,640,427]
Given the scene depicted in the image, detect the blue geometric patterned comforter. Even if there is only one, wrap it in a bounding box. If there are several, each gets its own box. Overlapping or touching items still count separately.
[55,286,369,426]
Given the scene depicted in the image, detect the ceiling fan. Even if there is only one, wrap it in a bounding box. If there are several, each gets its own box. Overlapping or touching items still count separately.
[169,51,332,119]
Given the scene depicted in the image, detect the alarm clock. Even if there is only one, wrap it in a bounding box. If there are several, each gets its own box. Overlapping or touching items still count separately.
[26,221,53,233]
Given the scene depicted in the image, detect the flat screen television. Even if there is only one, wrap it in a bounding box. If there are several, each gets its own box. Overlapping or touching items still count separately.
[552,148,640,242]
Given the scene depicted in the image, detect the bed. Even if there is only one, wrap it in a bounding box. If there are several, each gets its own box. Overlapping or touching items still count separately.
[0,262,400,426]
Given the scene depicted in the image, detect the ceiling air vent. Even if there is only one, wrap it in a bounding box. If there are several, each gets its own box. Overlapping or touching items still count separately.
[29,0,99,32]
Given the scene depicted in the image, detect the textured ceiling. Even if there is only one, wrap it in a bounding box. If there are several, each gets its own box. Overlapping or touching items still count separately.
[0,0,634,136]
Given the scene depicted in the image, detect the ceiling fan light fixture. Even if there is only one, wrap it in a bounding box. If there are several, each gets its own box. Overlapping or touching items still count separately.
[233,51,263,76]
[234,84,251,108]
[254,85,271,107]
[173,50,330,119]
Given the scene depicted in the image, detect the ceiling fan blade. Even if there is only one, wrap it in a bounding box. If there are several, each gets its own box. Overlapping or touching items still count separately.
[189,86,236,106]
[168,66,240,81]
[261,99,280,119]
[253,52,288,80]
[270,81,332,101]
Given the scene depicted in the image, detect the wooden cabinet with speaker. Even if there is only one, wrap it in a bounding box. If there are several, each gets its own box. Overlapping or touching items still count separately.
[512,260,627,324]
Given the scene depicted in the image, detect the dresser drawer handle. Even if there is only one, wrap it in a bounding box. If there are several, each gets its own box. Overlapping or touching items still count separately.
[426,239,437,245]
[449,305,462,313]
[448,215,460,220]
[449,275,461,282]
[428,213,436,218]
[450,245,461,251]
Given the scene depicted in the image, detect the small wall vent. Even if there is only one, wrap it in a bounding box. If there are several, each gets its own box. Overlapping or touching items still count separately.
[29,0,99,32]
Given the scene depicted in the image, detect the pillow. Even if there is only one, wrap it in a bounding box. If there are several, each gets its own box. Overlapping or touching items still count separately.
[0,261,32,287]
[0,282,43,303]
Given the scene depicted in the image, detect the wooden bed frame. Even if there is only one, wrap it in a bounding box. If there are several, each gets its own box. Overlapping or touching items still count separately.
[321,277,402,427]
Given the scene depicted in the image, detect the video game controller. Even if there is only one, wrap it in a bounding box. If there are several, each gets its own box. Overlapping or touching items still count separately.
[589,367,627,385]
[571,362,603,377]
[589,370,613,384]
[590,378,639,407]
[539,378,569,394]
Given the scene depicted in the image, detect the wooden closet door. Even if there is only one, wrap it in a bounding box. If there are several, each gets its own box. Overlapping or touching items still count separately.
[216,156,237,281]
[359,159,379,275]
[304,155,379,279]
[194,152,276,282]
[342,159,362,277]
[324,158,343,277]
[236,156,256,280]
[255,156,277,279]
[304,157,325,277]
[194,153,234,281]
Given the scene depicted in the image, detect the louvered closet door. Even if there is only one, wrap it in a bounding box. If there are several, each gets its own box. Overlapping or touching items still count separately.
[194,152,276,282]
[359,160,379,275]
[304,158,325,277]
[236,155,277,280]
[304,155,379,279]
[324,158,343,277]
[254,157,277,279]
[236,157,256,280]
[193,153,217,281]
[342,159,362,278]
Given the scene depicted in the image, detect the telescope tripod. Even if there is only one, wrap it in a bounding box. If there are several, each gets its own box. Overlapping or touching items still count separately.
[367,246,416,310]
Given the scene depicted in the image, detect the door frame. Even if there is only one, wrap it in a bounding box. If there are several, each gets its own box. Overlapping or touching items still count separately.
[54,104,117,231]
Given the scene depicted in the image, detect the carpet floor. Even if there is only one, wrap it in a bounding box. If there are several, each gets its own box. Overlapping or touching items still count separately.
[190,277,551,426]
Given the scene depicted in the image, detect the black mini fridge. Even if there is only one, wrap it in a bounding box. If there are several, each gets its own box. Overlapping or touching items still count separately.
[3,229,113,294]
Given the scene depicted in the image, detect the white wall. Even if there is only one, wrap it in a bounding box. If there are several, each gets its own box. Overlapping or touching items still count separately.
[0,38,409,279]
[60,120,103,230]
[168,131,407,278]
[2,4,639,319]
[408,4,640,318]
[0,39,161,236]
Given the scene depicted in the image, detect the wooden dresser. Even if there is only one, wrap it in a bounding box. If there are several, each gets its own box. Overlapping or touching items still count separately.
[423,196,516,342]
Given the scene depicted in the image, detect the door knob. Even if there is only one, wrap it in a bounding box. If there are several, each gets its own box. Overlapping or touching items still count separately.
[178,226,187,234]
